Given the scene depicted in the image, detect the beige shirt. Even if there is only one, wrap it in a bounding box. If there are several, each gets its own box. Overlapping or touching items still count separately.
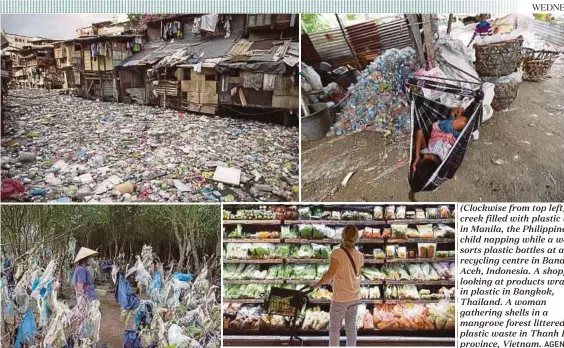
[331,248,364,303]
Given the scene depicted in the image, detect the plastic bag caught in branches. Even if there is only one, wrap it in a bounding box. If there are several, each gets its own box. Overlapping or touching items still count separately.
[44,288,73,347]
[76,299,102,341]
[126,255,152,289]
[141,245,154,269]
[30,260,56,299]
[168,324,201,348]
[68,237,77,261]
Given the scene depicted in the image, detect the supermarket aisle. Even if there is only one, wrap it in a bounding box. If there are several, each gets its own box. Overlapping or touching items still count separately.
[222,204,456,346]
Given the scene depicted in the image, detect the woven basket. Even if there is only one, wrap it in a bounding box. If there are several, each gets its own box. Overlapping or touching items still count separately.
[523,59,553,82]
[474,38,524,77]
[491,81,521,111]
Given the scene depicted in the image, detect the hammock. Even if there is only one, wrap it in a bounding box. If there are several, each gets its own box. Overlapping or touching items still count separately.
[405,77,485,199]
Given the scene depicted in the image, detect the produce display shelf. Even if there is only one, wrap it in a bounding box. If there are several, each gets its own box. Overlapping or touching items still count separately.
[224,298,264,304]
[384,299,455,304]
[358,238,386,244]
[286,258,330,264]
[223,298,453,305]
[386,257,455,263]
[224,220,280,225]
[223,279,453,286]
[224,238,281,243]
[387,238,456,244]
[309,299,385,304]
[224,258,452,264]
[224,238,454,244]
[386,280,455,286]
[284,238,341,244]
[283,280,385,285]
[224,259,284,264]
[387,219,455,224]
[224,279,284,285]
[364,259,386,264]
[222,334,455,345]
[284,220,387,226]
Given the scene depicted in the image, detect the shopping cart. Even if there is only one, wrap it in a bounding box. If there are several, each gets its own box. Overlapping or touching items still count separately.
[264,285,313,345]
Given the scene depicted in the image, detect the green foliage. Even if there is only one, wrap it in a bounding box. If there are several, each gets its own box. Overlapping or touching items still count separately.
[346,14,358,21]
[0,205,220,274]
[533,13,555,23]
[127,14,143,25]
[301,14,331,33]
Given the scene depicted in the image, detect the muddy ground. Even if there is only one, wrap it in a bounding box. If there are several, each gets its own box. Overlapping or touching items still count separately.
[302,59,564,202]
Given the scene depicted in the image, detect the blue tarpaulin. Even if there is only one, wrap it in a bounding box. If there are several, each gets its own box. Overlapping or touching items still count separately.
[115,273,140,310]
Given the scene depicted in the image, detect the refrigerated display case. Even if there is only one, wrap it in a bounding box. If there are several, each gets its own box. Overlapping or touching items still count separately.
[222,204,456,346]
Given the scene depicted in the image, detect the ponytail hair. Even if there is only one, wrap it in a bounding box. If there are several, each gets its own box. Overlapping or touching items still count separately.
[340,225,359,249]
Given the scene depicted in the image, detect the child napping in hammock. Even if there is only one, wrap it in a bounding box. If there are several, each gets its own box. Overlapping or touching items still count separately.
[410,106,468,191]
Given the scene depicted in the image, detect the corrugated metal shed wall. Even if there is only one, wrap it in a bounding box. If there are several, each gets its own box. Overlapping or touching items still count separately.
[307,28,355,67]
[300,33,322,67]
[304,18,413,69]
[516,15,564,47]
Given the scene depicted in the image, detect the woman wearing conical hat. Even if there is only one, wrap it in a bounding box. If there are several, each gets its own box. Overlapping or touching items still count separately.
[72,247,98,301]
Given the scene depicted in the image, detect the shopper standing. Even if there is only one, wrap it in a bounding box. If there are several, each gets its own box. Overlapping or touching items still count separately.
[311,225,364,347]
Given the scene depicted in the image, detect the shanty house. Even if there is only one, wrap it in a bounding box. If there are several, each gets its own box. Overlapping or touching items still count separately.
[54,41,83,88]
[215,14,300,121]
[116,14,244,113]
[69,35,136,100]
[13,44,60,88]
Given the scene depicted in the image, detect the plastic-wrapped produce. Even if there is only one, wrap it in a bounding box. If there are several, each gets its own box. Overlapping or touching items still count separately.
[439,206,451,219]
[395,206,406,219]
[391,225,408,239]
[426,208,438,219]
[280,226,298,239]
[363,267,386,280]
[407,264,424,280]
[434,224,455,238]
[266,265,281,279]
[357,304,367,329]
[374,206,384,219]
[369,286,381,299]
[291,264,317,280]
[317,264,329,277]
[398,285,420,300]
[362,286,381,299]
[293,244,314,258]
[299,207,311,218]
[363,310,375,329]
[416,225,434,238]
[275,244,292,258]
[312,244,331,259]
[421,263,441,280]
[385,206,396,220]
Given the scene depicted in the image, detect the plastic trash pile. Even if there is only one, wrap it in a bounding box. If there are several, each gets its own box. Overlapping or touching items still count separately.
[115,245,220,348]
[1,89,299,203]
[327,48,420,137]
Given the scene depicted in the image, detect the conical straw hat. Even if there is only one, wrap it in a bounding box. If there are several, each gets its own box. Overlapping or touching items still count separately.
[74,247,99,263]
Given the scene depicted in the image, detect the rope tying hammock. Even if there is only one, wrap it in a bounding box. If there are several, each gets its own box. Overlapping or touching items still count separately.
[405,77,485,200]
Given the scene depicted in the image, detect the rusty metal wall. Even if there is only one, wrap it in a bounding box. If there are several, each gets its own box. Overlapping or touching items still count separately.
[304,18,413,69]
[306,28,355,68]
[516,15,564,48]
[299,33,322,67]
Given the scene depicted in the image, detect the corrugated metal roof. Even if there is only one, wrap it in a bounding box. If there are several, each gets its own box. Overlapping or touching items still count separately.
[122,34,240,67]
[226,39,291,62]
[227,39,252,56]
